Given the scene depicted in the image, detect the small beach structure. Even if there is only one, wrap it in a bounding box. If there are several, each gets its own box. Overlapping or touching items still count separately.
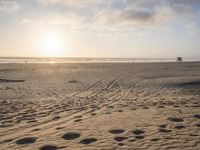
[177,57,182,62]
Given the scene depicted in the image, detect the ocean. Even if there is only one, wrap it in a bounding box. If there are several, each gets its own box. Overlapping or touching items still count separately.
[0,57,198,63]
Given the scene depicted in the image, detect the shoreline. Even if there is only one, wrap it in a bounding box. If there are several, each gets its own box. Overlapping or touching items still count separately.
[0,61,200,64]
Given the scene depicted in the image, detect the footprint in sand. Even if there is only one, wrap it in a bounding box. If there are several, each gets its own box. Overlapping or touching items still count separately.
[16,137,37,145]
[195,123,200,127]
[56,127,64,130]
[32,128,40,131]
[158,124,167,128]
[91,113,97,116]
[118,143,125,146]
[132,129,145,139]
[128,139,136,142]
[174,125,186,129]
[189,133,199,137]
[107,105,114,109]
[158,105,165,108]
[190,105,199,108]
[74,119,82,122]
[132,129,145,135]
[80,138,97,144]
[143,106,149,109]
[150,138,160,142]
[167,117,184,122]
[193,114,200,119]
[134,135,144,139]
[114,136,128,142]
[52,116,60,120]
[74,115,82,119]
[62,131,81,140]
[39,145,58,150]
[158,128,172,133]
[109,129,125,134]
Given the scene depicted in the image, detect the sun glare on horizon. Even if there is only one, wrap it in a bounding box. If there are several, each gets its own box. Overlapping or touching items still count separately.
[37,30,67,57]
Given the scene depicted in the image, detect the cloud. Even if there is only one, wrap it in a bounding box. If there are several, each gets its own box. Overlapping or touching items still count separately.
[30,0,200,36]
[96,4,177,29]
[37,0,109,7]
[37,0,199,23]
[0,0,20,13]
[122,8,154,22]
[20,12,88,34]
[21,12,87,25]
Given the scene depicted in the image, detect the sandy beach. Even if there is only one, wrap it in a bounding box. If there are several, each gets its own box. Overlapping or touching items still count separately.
[0,62,200,150]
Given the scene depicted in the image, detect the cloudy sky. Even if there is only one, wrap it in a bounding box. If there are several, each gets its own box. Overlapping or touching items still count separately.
[0,0,200,58]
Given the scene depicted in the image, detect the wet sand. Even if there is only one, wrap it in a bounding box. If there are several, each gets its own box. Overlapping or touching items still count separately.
[0,62,200,150]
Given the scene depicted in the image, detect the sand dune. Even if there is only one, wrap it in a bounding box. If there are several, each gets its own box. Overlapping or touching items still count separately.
[0,62,200,150]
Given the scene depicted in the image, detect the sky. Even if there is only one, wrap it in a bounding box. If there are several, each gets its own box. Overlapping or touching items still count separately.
[0,0,200,58]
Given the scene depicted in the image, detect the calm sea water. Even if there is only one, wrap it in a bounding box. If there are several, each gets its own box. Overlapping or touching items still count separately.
[0,57,198,63]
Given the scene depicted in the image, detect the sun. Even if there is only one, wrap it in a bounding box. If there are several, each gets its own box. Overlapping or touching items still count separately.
[37,30,66,57]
